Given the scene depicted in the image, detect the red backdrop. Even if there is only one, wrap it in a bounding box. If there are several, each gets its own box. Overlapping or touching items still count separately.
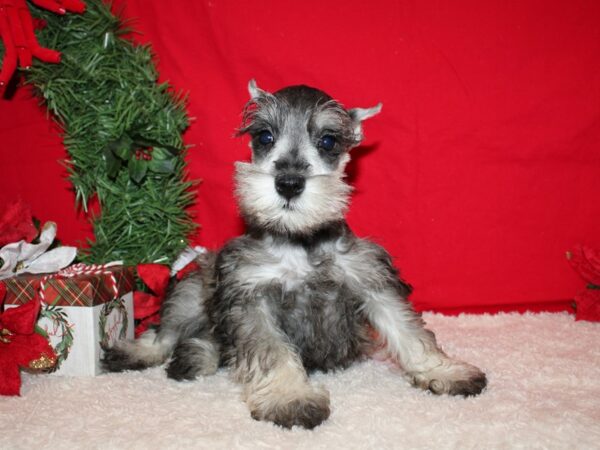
[1,0,599,313]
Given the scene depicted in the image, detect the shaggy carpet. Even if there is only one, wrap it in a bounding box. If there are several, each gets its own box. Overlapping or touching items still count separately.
[2,313,599,449]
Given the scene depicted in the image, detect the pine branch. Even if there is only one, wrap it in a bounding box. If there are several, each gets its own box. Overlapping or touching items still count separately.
[10,0,198,265]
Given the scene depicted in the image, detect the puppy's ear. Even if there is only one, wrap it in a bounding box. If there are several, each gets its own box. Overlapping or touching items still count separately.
[349,104,382,123]
[348,103,382,140]
[248,79,270,99]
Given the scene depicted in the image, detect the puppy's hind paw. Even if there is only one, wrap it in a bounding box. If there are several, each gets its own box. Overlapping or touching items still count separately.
[250,387,331,429]
[413,361,487,397]
[101,344,148,372]
[444,369,487,397]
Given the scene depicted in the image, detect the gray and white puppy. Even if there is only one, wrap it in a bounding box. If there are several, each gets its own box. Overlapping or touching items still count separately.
[103,81,486,429]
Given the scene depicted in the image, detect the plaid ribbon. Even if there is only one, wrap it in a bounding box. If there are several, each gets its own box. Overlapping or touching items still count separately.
[4,262,133,307]
[39,262,123,302]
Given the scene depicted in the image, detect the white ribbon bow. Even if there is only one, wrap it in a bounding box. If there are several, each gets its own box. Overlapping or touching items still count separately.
[0,222,77,280]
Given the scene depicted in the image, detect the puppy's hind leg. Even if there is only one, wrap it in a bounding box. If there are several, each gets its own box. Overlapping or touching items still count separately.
[363,289,487,396]
[166,333,220,381]
[103,264,214,373]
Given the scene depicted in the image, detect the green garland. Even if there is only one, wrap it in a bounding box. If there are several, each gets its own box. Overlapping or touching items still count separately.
[1,0,196,265]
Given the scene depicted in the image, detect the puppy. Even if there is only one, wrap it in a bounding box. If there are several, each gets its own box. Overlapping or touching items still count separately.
[103,81,486,429]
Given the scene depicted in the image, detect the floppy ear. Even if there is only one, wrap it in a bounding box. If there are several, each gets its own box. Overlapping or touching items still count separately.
[248,79,271,99]
[348,103,382,140]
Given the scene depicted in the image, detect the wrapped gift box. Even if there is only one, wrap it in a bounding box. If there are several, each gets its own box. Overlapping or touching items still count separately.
[2,265,135,376]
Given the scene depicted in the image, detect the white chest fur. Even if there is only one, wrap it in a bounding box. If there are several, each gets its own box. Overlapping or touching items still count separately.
[237,242,315,291]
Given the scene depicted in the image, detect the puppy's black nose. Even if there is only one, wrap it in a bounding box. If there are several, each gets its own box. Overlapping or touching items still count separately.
[275,174,305,200]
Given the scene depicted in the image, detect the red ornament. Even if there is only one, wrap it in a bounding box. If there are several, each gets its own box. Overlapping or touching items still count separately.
[0,0,85,94]
[0,286,56,396]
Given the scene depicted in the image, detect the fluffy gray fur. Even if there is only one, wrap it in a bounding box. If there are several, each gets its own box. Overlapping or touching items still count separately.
[103,81,486,429]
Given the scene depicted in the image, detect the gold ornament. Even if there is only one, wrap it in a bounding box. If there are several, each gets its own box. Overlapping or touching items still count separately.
[29,353,57,370]
[0,328,14,344]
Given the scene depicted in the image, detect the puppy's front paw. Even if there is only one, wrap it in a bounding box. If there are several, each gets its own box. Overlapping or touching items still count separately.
[250,386,331,429]
[412,361,487,397]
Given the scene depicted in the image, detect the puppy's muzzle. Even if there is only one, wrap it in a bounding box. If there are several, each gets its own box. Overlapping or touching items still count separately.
[275,174,305,200]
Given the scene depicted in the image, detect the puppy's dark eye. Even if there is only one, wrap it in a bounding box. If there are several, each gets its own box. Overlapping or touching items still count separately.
[258,130,274,145]
[319,135,336,151]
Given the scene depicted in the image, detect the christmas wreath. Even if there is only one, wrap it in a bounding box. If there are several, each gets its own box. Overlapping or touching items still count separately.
[0,0,196,266]
[98,295,127,349]
[37,300,73,370]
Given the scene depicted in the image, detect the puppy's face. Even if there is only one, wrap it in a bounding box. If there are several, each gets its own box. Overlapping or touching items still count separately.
[235,80,381,236]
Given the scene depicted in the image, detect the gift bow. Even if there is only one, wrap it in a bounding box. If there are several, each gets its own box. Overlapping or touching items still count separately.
[133,261,200,337]
[0,288,56,396]
[0,221,78,281]
[133,264,170,337]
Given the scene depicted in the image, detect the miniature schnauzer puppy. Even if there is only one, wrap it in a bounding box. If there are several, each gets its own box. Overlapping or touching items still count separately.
[103,80,487,429]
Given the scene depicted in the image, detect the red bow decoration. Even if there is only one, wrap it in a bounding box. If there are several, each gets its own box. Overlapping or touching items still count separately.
[133,262,200,337]
[133,264,170,337]
[0,283,57,396]
[567,245,600,322]
[176,260,199,281]
[0,0,85,95]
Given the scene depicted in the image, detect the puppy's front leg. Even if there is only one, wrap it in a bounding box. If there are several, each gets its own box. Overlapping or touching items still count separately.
[231,297,330,429]
[362,288,487,396]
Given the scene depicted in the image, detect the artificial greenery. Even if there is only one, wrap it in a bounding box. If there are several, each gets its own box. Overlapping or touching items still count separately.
[1,0,196,265]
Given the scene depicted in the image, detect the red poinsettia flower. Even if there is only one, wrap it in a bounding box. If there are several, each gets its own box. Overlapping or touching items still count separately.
[0,287,56,396]
[0,199,37,248]
[567,245,600,322]
[0,0,85,94]
[573,289,600,322]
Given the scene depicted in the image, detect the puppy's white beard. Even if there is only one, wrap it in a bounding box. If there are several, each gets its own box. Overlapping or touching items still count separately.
[234,162,352,234]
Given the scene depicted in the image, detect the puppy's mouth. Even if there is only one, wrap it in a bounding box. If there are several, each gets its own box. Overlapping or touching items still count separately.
[282,200,296,211]
[235,161,352,234]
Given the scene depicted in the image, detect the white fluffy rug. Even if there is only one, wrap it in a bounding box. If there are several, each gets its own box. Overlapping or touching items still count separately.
[3,313,600,449]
